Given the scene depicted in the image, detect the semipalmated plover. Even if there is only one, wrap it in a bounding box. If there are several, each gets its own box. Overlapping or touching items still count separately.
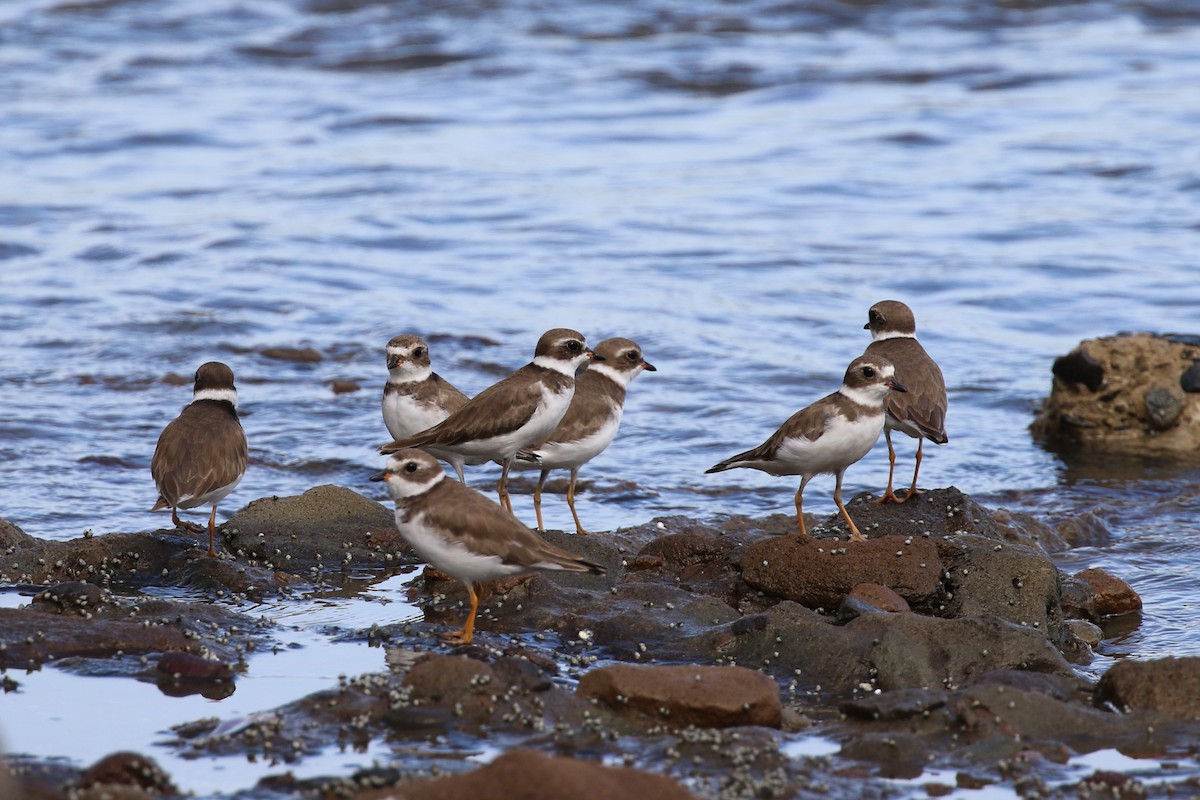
[371,449,605,644]
[863,300,948,504]
[151,361,248,557]
[380,328,600,513]
[514,337,655,535]
[706,355,906,541]
[382,334,469,441]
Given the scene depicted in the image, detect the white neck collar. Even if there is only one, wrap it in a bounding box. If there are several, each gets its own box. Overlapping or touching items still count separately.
[388,364,433,385]
[871,330,915,342]
[193,388,238,406]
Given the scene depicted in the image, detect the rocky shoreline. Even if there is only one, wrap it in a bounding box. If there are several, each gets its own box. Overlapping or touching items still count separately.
[2,484,1197,800]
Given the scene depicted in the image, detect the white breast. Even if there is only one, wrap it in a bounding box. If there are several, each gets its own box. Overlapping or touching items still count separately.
[396,510,526,585]
[515,405,622,471]
[383,389,450,440]
[773,413,884,477]
[453,382,575,460]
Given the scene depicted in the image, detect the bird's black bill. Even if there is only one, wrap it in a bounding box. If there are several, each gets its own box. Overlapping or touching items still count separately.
[369,471,387,482]
[889,379,908,393]
[588,350,605,361]
[386,355,401,369]
[643,362,657,371]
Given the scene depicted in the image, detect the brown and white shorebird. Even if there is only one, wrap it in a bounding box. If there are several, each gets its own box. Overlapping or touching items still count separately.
[380,328,599,513]
[382,334,469,441]
[513,337,656,535]
[371,449,605,645]
[150,361,248,557]
[863,300,948,504]
[705,355,906,541]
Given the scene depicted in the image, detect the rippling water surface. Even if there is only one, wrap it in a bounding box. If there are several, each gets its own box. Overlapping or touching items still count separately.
[2,0,1200,794]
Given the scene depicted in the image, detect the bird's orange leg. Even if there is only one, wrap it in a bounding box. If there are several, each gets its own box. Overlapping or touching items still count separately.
[171,507,204,535]
[497,459,514,513]
[834,470,866,542]
[441,584,479,645]
[206,505,219,557]
[794,475,812,537]
[566,467,587,535]
[533,469,549,532]
[896,439,924,504]
[873,429,902,505]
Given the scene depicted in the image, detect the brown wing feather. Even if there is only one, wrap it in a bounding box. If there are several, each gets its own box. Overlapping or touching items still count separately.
[706,394,837,472]
[383,365,566,453]
[866,339,948,442]
[411,480,603,573]
[151,402,248,505]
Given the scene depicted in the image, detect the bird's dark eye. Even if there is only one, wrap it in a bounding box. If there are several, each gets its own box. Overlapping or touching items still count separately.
[862,366,876,378]
[627,350,639,362]
[404,461,418,473]
[566,340,582,353]
[413,347,425,358]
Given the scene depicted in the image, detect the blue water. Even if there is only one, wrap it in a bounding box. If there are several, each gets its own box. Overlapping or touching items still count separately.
[2,0,1199,794]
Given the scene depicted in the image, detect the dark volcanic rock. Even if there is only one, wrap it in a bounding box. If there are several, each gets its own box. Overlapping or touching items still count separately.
[359,748,697,800]
[1052,348,1105,391]
[741,533,942,611]
[1097,657,1200,719]
[224,484,412,571]
[577,663,782,729]
[0,592,262,670]
[1144,385,1185,429]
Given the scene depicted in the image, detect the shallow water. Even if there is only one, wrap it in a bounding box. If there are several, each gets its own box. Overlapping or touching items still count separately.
[2,0,1200,794]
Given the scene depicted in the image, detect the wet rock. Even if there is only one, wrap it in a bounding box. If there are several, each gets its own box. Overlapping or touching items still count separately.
[577,663,782,729]
[1066,619,1103,647]
[1032,332,1200,452]
[741,533,942,611]
[1073,567,1142,616]
[33,582,111,615]
[0,593,261,670]
[224,484,413,571]
[1051,348,1105,391]
[156,651,234,681]
[839,731,930,778]
[1182,359,1200,392]
[259,346,323,363]
[402,654,498,722]
[357,748,697,800]
[840,688,948,721]
[330,379,361,394]
[0,520,286,597]
[76,752,176,796]
[848,582,910,613]
[934,534,1064,643]
[1144,385,1184,429]
[1097,657,1200,719]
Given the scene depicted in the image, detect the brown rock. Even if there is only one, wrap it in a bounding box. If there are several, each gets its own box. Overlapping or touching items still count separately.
[77,752,176,794]
[1097,656,1200,719]
[363,748,696,800]
[1031,332,1200,452]
[260,346,323,362]
[741,533,942,611]
[224,484,411,570]
[577,663,782,728]
[1075,567,1142,615]
[330,379,361,394]
[402,655,498,720]
[847,582,910,613]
